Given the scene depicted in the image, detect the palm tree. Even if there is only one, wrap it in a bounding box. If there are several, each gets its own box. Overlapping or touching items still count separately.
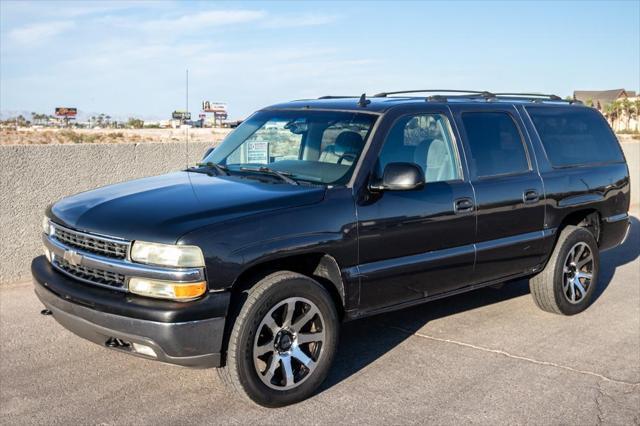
[16,115,27,127]
[634,100,640,132]
[604,103,616,127]
[620,98,631,131]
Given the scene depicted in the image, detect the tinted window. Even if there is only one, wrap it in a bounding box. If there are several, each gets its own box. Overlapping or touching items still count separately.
[378,114,460,182]
[461,112,529,177]
[526,107,624,167]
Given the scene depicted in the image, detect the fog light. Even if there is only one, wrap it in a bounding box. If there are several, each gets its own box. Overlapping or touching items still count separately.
[128,277,206,301]
[131,343,157,358]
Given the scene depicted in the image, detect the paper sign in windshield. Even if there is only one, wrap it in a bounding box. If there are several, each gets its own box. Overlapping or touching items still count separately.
[247,141,269,164]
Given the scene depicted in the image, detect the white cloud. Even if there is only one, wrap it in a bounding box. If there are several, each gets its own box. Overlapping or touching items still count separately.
[0,1,140,19]
[261,14,339,29]
[140,10,266,33]
[124,9,338,35]
[1,5,360,118]
[8,20,75,45]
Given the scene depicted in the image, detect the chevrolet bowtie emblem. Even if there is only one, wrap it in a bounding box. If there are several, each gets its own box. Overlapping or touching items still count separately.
[63,249,83,266]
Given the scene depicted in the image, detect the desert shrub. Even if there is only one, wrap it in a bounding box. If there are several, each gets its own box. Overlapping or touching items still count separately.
[59,130,84,143]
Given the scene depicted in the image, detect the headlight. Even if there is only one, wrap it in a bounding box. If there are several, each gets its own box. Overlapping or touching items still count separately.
[128,277,206,301]
[130,241,205,268]
[42,217,51,235]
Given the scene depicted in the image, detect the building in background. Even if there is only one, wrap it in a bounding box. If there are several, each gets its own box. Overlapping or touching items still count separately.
[574,89,639,132]
[573,89,634,110]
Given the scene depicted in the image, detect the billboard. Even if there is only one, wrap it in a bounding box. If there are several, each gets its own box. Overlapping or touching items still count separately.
[55,107,77,117]
[202,101,227,113]
[172,110,191,120]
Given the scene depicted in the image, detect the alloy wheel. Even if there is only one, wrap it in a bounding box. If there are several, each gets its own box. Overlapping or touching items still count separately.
[562,242,594,304]
[253,297,325,390]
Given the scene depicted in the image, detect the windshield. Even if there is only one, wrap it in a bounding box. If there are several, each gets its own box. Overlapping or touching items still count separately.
[204,110,377,185]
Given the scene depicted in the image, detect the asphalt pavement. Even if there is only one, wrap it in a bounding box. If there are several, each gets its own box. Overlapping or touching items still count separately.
[1,217,639,425]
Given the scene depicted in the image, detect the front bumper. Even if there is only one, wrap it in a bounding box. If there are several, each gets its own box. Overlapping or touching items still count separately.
[32,256,230,368]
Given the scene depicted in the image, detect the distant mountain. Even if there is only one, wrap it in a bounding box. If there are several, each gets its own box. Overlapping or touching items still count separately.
[0,110,33,120]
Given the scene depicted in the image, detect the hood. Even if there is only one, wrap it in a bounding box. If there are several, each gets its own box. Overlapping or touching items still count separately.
[50,171,326,243]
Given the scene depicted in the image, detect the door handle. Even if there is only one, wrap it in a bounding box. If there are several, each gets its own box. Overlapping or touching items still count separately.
[523,190,540,204]
[454,197,474,213]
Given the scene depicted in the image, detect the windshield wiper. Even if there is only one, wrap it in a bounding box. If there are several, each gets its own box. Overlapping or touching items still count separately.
[239,166,299,185]
[191,162,230,176]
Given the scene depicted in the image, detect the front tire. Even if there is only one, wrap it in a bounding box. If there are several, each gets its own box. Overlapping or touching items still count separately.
[530,226,600,315]
[218,271,339,407]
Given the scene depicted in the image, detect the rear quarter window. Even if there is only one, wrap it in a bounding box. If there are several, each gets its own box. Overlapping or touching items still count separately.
[526,107,624,167]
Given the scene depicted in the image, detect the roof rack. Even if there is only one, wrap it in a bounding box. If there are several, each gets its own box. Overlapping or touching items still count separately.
[373,89,581,104]
[493,93,582,104]
[494,92,561,100]
[493,92,561,100]
[317,95,358,99]
[374,89,494,98]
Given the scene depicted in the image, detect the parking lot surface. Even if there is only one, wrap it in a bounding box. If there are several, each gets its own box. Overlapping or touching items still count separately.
[1,218,638,425]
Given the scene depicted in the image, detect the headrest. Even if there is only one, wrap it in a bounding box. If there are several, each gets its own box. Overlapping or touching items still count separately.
[334,131,364,153]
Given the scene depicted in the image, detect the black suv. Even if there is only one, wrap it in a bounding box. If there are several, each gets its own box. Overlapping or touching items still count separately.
[33,90,631,407]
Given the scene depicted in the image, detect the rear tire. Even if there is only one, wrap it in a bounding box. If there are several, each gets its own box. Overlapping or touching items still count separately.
[530,226,599,315]
[218,271,339,407]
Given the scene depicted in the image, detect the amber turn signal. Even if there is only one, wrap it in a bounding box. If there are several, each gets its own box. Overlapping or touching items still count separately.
[128,278,206,301]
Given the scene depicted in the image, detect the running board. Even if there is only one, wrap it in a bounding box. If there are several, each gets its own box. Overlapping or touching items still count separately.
[345,270,534,321]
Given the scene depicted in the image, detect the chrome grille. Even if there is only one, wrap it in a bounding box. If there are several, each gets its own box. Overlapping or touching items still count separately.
[53,257,126,289]
[53,225,129,259]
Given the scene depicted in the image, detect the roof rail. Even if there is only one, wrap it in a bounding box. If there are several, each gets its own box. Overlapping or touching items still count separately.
[317,95,358,99]
[373,89,494,98]
[316,91,583,105]
[493,92,562,101]
[493,93,584,104]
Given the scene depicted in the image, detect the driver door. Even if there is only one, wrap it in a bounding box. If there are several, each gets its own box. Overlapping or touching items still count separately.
[355,109,476,312]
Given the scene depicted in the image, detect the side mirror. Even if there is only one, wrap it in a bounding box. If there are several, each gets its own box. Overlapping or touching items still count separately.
[202,147,214,160]
[369,162,425,192]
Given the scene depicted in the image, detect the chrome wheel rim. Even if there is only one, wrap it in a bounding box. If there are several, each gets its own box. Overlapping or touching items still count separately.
[253,297,325,390]
[562,242,594,304]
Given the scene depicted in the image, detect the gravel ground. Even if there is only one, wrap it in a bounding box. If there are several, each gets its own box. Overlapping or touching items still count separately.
[1,217,638,425]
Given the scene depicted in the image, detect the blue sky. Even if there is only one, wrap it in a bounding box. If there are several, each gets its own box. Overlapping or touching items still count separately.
[1,0,639,120]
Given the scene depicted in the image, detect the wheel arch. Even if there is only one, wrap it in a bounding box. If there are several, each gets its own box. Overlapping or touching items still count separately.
[218,253,347,366]
[556,208,601,243]
[231,252,347,318]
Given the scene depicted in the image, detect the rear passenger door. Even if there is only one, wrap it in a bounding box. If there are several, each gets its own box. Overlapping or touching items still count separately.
[450,105,547,283]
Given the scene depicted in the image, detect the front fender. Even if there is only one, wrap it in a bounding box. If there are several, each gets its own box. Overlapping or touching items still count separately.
[178,187,358,292]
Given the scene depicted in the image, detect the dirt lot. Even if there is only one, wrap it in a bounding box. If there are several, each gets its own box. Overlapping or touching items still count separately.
[0,128,231,145]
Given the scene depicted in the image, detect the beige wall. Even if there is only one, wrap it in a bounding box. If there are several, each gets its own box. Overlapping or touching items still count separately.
[0,141,211,284]
[1,141,638,285]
